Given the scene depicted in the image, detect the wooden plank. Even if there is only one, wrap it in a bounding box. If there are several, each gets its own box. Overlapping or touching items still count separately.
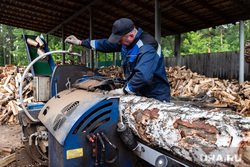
[9,101,18,116]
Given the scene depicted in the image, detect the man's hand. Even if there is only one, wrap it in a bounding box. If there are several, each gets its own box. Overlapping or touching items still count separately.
[65,35,81,46]
[108,88,125,96]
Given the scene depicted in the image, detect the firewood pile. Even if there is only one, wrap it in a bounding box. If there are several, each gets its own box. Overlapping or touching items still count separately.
[244,40,250,63]
[166,66,250,116]
[0,65,34,125]
[96,65,250,116]
[1,63,250,125]
[97,65,125,79]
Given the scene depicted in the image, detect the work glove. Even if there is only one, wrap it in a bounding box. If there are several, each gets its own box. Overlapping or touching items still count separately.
[108,88,125,96]
[65,35,82,46]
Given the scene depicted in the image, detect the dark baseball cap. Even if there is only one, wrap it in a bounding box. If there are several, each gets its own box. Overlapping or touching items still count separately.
[108,18,135,43]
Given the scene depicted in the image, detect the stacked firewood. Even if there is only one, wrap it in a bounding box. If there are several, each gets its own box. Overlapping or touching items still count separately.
[97,65,125,79]
[96,65,250,116]
[0,65,34,124]
[166,66,250,116]
[245,40,250,63]
[1,64,250,123]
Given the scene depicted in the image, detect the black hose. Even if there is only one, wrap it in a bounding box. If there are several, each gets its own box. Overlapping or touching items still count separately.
[101,132,118,164]
[97,133,105,165]
[35,136,48,160]
[29,134,48,166]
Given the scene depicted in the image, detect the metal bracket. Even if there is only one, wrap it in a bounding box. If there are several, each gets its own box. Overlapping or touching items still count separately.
[134,143,189,167]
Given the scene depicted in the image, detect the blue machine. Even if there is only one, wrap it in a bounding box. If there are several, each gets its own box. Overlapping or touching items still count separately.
[18,35,194,167]
[19,64,141,166]
[38,89,138,166]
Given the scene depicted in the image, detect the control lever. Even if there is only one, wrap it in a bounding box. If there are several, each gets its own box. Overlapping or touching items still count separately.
[67,44,82,57]
[54,79,58,98]
[65,77,72,92]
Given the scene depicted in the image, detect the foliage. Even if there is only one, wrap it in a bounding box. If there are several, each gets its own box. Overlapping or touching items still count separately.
[0,19,250,66]
[161,20,250,57]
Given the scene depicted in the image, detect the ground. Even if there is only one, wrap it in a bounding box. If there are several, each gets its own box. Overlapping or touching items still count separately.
[0,124,23,165]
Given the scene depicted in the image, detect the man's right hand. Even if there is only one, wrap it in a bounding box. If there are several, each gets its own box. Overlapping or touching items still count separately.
[65,35,81,46]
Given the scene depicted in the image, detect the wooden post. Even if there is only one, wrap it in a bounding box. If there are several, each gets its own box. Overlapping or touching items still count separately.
[175,34,181,67]
[62,24,65,65]
[89,6,94,69]
[113,52,115,65]
[116,52,120,66]
[95,50,98,68]
[2,24,6,66]
[239,20,244,84]
[155,0,161,43]
[9,26,12,65]
[82,50,86,65]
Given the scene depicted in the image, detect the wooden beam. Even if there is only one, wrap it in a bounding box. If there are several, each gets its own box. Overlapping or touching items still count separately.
[102,0,175,34]
[126,0,184,32]
[47,0,102,34]
[172,4,208,26]
[193,0,229,21]
[230,0,250,16]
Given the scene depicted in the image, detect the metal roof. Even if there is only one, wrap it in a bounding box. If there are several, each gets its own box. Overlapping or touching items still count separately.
[1,0,250,39]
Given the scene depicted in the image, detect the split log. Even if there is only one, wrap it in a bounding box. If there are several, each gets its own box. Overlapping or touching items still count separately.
[0,153,16,167]
[0,65,33,124]
[120,95,250,167]
[1,147,12,155]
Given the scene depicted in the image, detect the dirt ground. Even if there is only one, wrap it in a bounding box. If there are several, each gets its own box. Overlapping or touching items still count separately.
[0,124,23,161]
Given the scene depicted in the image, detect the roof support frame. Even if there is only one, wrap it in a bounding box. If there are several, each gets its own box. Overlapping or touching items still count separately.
[239,20,244,84]
[47,0,101,35]
[89,6,94,69]
[155,0,161,43]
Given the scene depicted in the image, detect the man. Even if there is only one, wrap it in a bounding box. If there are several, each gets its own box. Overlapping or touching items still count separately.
[65,18,171,102]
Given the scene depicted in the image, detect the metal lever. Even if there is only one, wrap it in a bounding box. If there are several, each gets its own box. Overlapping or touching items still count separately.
[20,49,81,123]
[54,79,58,98]
[134,143,188,167]
[65,77,72,92]
[67,44,82,57]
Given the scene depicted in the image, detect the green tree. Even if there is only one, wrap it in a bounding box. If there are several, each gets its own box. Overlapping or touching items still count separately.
[0,25,16,66]
[182,31,209,55]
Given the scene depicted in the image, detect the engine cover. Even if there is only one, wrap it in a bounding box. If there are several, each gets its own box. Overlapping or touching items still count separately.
[38,89,139,167]
[39,89,108,146]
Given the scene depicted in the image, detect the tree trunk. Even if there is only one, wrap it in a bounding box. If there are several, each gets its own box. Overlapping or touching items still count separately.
[2,24,6,66]
[220,25,223,47]
[120,95,250,167]
[9,26,12,65]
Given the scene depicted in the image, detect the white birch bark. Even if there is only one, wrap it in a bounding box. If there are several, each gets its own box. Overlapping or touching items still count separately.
[120,95,250,167]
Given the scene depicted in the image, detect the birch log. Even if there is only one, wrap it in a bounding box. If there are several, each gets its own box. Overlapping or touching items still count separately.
[120,95,250,167]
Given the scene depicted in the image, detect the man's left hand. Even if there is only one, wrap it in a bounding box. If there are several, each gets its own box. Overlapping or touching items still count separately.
[65,35,81,46]
[108,88,125,96]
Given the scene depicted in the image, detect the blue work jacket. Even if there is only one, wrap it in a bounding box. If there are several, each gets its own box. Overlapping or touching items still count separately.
[81,28,171,102]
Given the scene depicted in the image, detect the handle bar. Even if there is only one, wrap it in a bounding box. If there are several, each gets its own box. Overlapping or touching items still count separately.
[19,48,82,122]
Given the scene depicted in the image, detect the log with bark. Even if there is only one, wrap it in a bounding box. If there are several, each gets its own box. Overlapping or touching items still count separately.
[120,95,250,167]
